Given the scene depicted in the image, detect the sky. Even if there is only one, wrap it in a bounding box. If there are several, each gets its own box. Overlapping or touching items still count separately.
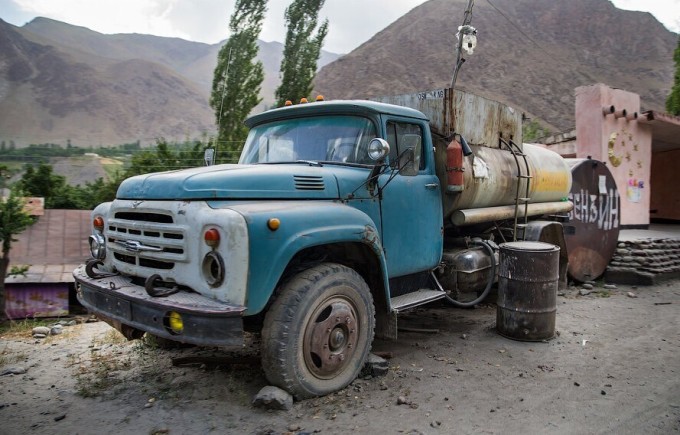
[0,0,678,54]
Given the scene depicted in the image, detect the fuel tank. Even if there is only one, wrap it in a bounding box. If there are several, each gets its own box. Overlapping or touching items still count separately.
[435,141,572,220]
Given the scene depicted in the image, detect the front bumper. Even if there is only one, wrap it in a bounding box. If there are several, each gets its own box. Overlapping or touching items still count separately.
[74,265,245,347]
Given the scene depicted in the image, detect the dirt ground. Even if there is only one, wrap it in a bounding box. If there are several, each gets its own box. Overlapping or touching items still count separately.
[1,280,679,435]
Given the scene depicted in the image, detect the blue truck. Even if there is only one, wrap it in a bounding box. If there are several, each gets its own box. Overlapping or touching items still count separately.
[74,88,573,398]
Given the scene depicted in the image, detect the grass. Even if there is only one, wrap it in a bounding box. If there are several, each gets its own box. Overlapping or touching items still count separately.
[0,345,28,367]
[71,330,134,398]
[0,318,55,338]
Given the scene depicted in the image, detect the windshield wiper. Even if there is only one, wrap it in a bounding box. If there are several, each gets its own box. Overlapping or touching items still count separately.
[295,160,323,167]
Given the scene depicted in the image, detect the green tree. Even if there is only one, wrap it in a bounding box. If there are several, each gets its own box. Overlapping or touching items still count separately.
[275,0,328,107]
[666,36,680,116]
[210,0,267,162]
[0,191,33,322]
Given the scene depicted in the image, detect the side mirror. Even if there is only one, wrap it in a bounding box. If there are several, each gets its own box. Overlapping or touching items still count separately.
[204,148,215,166]
[398,134,421,176]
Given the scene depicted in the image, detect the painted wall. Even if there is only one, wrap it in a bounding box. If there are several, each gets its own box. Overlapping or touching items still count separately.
[650,149,680,221]
[575,84,652,227]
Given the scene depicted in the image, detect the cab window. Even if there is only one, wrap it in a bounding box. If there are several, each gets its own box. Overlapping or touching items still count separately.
[385,121,425,170]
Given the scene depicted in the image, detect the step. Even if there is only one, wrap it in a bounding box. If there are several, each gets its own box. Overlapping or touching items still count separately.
[517,175,533,179]
[390,289,446,312]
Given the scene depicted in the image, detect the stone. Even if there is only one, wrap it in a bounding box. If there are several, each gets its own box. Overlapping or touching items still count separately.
[252,386,293,411]
[1,367,27,376]
[579,289,591,296]
[603,284,617,290]
[627,292,638,298]
[361,353,389,378]
[33,334,47,339]
[32,326,51,336]
[50,326,63,336]
[581,283,593,290]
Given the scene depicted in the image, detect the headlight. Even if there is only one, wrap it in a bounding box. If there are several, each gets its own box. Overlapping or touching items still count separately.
[368,138,390,162]
[89,233,106,259]
[202,252,225,287]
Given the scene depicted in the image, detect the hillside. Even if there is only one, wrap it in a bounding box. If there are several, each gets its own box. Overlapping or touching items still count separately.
[313,0,677,132]
[0,17,340,147]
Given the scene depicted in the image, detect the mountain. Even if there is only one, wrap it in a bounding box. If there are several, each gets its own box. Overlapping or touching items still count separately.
[0,17,341,147]
[313,0,677,132]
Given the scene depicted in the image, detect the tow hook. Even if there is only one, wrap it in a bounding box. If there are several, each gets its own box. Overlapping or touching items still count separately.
[85,259,118,279]
[145,274,180,297]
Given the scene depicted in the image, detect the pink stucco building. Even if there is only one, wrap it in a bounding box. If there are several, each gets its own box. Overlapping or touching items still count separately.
[544,83,680,228]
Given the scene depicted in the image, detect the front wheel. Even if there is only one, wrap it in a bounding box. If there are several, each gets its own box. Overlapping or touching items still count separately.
[261,263,375,399]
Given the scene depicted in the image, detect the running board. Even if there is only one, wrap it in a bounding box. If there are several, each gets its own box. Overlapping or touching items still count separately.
[390,289,446,312]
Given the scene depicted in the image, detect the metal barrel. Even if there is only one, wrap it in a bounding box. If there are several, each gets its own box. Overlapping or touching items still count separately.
[496,241,560,341]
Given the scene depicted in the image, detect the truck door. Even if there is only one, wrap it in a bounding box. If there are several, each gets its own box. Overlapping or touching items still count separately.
[378,118,443,277]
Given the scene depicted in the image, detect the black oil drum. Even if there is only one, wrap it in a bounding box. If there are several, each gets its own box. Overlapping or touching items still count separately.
[497,241,560,341]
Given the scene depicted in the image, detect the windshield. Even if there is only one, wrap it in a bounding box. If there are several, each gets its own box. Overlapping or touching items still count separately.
[239,115,377,165]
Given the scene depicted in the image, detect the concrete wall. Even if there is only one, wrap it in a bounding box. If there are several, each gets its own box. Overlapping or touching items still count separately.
[575,84,653,227]
[650,148,680,221]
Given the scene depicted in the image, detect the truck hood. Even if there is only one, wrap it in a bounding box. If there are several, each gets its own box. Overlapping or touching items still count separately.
[116,163,372,200]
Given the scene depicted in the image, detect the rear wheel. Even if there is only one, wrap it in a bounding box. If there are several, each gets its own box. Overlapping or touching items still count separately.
[261,263,375,399]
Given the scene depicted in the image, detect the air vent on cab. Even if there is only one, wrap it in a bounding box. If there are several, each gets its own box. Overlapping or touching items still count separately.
[294,175,325,191]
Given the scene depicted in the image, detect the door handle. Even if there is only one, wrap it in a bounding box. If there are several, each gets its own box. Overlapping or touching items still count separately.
[425,183,438,190]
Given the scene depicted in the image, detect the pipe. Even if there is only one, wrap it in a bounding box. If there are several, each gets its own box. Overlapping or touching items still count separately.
[625,111,638,121]
[441,239,496,308]
[451,201,574,226]
[602,105,615,116]
[614,109,627,119]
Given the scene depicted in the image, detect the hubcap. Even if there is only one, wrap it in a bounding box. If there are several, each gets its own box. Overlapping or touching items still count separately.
[303,296,360,379]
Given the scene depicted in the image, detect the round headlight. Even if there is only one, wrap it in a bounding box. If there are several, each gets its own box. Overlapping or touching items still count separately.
[368,138,390,162]
[89,233,106,260]
[202,251,225,287]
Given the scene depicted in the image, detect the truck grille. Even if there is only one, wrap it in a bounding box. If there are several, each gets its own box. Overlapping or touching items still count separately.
[107,210,187,270]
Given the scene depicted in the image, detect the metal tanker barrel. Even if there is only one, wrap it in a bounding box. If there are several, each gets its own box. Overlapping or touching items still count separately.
[563,159,620,282]
[497,241,560,341]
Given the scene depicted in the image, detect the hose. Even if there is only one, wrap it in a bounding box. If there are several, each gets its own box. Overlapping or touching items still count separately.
[443,238,496,308]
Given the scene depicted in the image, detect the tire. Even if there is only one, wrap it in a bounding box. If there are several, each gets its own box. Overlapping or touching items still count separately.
[261,262,375,399]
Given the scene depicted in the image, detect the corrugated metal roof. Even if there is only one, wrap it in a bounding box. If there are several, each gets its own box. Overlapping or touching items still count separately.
[7,209,91,283]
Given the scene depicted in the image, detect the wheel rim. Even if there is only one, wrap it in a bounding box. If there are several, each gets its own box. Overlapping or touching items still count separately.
[303,295,361,379]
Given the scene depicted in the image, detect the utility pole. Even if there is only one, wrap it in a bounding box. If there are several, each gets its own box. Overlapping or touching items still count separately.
[450,0,477,90]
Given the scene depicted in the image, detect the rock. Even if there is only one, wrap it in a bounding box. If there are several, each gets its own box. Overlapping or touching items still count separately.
[32,326,51,336]
[361,353,389,378]
[65,320,77,327]
[252,386,293,411]
[397,396,409,405]
[1,367,27,376]
[33,334,47,339]
[50,326,63,336]
[579,289,591,296]
[581,283,594,290]
[288,423,301,432]
[603,284,617,290]
[54,414,66,422]
[627,292,638,298]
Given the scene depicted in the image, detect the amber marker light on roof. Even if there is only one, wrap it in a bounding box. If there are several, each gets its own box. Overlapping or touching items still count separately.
[267,218,281,231]
[284,100,293,106]
[204,228,220,247]
[300,97,308,104]
[316,95,324,101]
[93,216,104,231]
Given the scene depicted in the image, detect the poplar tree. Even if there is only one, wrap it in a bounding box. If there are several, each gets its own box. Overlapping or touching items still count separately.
[275,0,328,106]
[666,36,680,116]
[0,191,33,322]
[210,0,267,160]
